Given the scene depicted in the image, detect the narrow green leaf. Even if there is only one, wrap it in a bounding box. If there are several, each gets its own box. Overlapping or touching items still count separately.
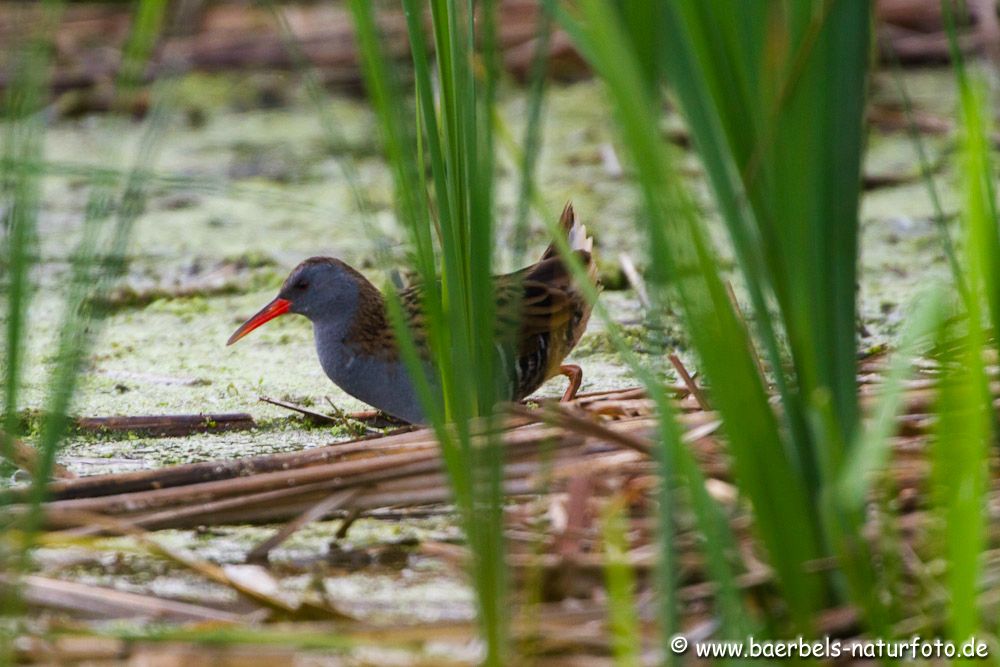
[570,0,827,626]
[602,498,642,667]
[829,288,945,632]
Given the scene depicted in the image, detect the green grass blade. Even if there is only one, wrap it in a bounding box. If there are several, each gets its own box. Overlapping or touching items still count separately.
[828,288,946,631]
[837,291,946,508]
[510,2,552,268]
[932,320,989,644]
[653,3,805,489]
[930,64,996,646]
[568,0,827,626]
[1,2,60,445]
[0,7,61,657]
[883,47,969,305]
[658,3,871,491]
[531,203,756,650]
[763,2,870,453]
[348,1,506,661]
[1,3,169,662]
[115,0,167,105]
[602,498,642,667]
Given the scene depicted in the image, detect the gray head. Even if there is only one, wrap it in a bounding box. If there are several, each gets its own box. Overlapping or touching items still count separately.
[279,257,366,320]
[227,257,370,345]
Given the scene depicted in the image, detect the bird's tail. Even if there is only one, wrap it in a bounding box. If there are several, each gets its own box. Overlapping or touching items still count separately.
[542,202,594,262]
[539,202,597,289]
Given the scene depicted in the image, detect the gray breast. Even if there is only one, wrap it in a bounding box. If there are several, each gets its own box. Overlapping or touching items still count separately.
[313,321,425,424]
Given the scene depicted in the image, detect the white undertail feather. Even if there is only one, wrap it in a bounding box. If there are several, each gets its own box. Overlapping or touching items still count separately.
[561,203,596,284]
[568,215,593,253]
[541,203,596,279]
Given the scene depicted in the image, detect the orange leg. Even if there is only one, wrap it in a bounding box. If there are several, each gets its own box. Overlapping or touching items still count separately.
[559,365,583,402]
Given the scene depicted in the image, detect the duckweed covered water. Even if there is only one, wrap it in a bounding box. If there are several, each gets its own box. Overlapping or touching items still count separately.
[8,67,966,627]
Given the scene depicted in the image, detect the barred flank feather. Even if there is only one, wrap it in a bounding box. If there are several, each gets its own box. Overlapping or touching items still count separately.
[337,202,598,401]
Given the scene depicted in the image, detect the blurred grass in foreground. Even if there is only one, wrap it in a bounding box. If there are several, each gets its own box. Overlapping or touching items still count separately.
[566,0,996,655]
[348,0,510,663]
[0,1,168,662]
[1,0,998,663]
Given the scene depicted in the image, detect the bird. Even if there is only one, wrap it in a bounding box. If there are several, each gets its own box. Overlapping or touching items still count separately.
[227,203,596,424]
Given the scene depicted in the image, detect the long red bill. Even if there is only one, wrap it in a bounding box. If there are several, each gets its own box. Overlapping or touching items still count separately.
[226,297,291,346]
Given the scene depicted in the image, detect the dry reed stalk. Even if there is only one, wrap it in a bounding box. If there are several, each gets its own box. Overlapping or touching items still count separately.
[6,574,247,623]
[75,413,255,437]
[28,422,592,529]
[0,431,74,479]
[668,354,711,411]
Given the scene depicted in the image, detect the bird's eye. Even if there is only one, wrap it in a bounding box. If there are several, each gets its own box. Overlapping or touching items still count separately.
[294,280,309,290]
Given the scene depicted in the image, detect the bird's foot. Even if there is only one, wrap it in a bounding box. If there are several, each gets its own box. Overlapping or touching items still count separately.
[558,365,583,402]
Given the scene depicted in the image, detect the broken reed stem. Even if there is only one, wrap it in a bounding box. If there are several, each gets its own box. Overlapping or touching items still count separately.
[27,421,600,529]
[260,396,340,425]
[11,387,645,506]
[13,377,956,534]
[507,402,655,456]
[6,574,247,624]
[0,430,74,479]
[724,280,770,382]
[667,354,711,411]
[619,252,651,310]
[246,488,364,563]
[44,509,347,620]
[1,423,431,503]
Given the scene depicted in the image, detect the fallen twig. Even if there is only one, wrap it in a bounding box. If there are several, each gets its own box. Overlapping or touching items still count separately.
[6,574,247,623]
[246,488,363,563]
[619,252,651,310]
[75,413,255,437]
[260,397,339,425]
[667,354,711,412]
[21,420,588,529]
[1,424,430,503]
[508,402,654,456]
[46,509,350,621]
[0,431,74,480]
